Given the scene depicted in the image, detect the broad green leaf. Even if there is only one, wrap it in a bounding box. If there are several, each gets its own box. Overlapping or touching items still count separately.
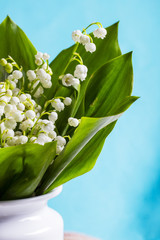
[0,141,56,200]
[37,96,138,194]
[44,122,116,192]
[85,52,133,117]
[0,16,36,87]
[59,52,134,136]
[36,114,121,194]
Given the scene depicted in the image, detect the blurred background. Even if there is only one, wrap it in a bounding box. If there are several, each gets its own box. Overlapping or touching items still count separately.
[1,0,160,239]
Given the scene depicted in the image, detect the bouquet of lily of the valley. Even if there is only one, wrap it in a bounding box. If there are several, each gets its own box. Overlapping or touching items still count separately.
[0,17,138,200]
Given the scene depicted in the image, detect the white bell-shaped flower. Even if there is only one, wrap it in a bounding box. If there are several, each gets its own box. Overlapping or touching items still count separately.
[56,145,64,154]
[48,130,57,139]
[51,99,64,112]
[49,112,58,123]
[20,119,34,131]
[25,110,36,119]
[72,30,82,43]
[74,64,88,81]
[85,43,96,53]
[80,35,90,45]
[12,110,24,122]
[43,53,50,60]
[12,70,23,79]
[64,97,72,106]
[62,74,74,87]
[55,136,66,146]
[93,27,107,39]
[68,117,80,127]
[27,70,36,81]
[35,52,43,59]
[16,135,28,145]
[2,129,14,140]
[4,118,17,129]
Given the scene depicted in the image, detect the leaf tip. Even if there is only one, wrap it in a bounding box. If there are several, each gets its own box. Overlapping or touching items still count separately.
[1,15,14,26]
[6,15,13,23]
[108,21,120,30]
[128,51,133,56]
[134,96,140,101]
[123,51,133,61]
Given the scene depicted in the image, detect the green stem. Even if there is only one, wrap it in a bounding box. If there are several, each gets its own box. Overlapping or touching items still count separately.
[63,135,71,140]
[71,57,82,65]
[73,52,83,65]
[62,42,79,75]
[53,42,79,99]
[83,22,102,33]
[31,82,41,96]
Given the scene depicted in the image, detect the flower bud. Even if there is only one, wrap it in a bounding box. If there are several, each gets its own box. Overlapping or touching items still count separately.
[5,63,13,73]
[64,97,72,106]
[0,58,7,66]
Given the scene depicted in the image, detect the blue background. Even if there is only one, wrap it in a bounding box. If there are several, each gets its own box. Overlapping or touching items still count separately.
[1,0,160,239]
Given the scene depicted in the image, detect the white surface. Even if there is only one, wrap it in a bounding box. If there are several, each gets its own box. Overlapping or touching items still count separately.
[0,186,64,240]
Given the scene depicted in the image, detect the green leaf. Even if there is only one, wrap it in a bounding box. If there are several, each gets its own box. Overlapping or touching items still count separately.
[0,141,56,200]
[85,52,133,117]
[43,122,117,192]
[59,51,134,137]
[0,16,36,87]
[36,113,121,194]
[38,95,137,194]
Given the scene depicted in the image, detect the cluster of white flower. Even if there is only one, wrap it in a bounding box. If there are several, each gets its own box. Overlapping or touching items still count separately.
[26,52,53,98]
[72,30,97,53]
[61,23,107,88]
[61,64,88,88]
[72,23,107,54]
[0,21,106,154]
[0,55,79,154]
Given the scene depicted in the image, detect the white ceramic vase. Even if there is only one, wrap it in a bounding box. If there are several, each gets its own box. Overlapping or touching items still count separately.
[0,186,64,240]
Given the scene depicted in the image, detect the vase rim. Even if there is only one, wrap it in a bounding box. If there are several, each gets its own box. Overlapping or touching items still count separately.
[0,185,63,205]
